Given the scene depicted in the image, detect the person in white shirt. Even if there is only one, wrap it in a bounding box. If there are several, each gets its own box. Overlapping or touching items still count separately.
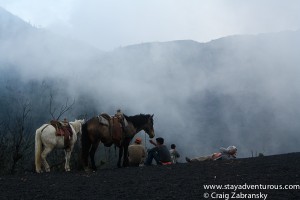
[169,144,180,164]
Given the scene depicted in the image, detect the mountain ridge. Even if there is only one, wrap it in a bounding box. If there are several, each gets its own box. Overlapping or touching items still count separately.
[0,6,300,160]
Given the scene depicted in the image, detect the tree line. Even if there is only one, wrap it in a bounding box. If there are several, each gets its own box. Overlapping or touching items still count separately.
[0,69,118,175]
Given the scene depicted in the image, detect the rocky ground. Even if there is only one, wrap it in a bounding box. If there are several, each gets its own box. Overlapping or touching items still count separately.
[1,152,300,200]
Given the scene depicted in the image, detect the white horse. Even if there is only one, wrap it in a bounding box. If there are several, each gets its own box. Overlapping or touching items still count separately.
[35,119,85,173]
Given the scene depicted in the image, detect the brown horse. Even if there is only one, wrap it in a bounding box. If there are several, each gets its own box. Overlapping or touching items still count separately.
[81,113,155,171]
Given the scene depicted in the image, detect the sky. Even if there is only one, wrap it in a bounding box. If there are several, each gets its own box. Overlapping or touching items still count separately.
[1,0,300,51]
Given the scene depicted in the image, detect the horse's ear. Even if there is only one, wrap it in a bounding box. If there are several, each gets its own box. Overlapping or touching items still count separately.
[151,114,154,118]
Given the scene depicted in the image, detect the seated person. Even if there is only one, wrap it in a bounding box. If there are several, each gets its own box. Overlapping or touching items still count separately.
[128,138,146,167]
[144,137,172,166]
[169,144,180,164]
[186,146,237,162]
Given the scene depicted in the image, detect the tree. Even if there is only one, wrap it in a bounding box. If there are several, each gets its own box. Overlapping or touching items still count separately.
[0,121,10,174]
[0,95,34,174]
[7,98,34,174]
[49,91,75,120]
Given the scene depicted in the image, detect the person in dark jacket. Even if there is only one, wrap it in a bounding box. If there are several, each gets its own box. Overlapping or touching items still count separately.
[144,137,171,166]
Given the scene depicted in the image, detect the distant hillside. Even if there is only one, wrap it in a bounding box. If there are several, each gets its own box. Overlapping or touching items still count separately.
[0,6,34,39]
[0,6,102,80]
[1,6,300,162]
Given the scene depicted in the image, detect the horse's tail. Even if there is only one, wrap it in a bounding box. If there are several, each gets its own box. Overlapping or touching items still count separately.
[81,122,90,169]
[35,127,43,173]
[81,122,89,146]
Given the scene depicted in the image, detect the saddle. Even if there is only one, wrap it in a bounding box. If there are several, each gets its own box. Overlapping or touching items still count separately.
[99,113,124,147]
[50,120,73,149]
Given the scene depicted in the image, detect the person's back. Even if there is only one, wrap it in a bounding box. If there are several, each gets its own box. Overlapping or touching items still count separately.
[169,144,180,164]
[128,138,145,166]
[157,145,172,163]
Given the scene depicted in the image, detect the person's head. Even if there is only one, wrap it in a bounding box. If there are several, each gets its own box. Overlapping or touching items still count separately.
[171,144,176,149]
[156,137,164,145]
[227,146,237,155]
[135,137,142,144]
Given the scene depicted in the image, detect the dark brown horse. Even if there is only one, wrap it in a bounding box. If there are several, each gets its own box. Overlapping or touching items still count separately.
[81,113,155,171]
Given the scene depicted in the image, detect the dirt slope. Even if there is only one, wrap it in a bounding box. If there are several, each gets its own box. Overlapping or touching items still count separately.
[1,152,300,200]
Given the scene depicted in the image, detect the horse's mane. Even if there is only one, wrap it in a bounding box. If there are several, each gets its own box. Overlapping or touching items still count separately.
[123,114,153,127]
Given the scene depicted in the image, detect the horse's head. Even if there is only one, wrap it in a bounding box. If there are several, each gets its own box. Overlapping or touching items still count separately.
[124,114,155,138]
[143,114,155,138]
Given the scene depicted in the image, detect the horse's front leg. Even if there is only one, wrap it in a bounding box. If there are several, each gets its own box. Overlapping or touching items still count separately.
[81,137,91,172]
[41,147,53,172]
[117,147,123,168]
[122,138,131,167]
[64,149,72,172]
[90,143,99,171]
[123,145,129,167]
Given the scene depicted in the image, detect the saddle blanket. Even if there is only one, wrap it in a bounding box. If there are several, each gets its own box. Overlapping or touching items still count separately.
[98,115,124,147]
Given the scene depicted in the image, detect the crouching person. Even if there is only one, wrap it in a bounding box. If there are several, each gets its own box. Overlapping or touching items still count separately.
[144,137,172,166]
[186,146,237,163]
[128,138,146,167]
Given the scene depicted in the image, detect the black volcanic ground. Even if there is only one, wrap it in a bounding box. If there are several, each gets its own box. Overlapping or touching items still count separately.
[1,152,300,200]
